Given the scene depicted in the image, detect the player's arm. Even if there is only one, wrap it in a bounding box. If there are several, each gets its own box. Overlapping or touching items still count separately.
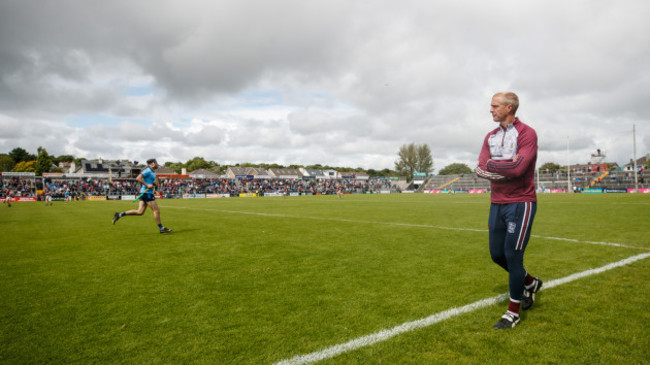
[135,173,154,191]
[476,134,507,181]
[486,128,537,178]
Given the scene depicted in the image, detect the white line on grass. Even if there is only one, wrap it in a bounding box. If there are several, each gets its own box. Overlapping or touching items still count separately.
[530,235,645,250]
[274,252,650,365]
[168,206,649,251]
[167,205,485,233]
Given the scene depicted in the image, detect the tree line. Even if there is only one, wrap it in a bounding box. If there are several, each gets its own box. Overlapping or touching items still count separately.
[2,145,528,179]
[0,146,406,177]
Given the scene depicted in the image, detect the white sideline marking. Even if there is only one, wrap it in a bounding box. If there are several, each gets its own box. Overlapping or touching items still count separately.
[168,206,486,232]
[169,206,649,251]
[530,235,646,250]
[274,252,650,365]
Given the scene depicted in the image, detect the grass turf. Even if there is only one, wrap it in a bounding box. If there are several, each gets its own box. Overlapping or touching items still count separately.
[0,193,648,363]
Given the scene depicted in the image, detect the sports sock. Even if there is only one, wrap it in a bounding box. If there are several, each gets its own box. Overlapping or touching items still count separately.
[119,212,126,217]
[524,273,535,287]
[158,224,163,229]
[508,299,521,315]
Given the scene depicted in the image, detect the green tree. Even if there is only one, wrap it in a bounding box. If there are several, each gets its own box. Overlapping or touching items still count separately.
[0,154,15,172]
[54,154,75,165]
[164,161,185,174]
[394,143,434,181]
[439,163,473,175]
[366,168,396,177]
[14,160,37,172]
[35,147,53,176]
[9,147,36,163]
[185,157,214,172]
[539,162,561,173]
[74,158,85,168]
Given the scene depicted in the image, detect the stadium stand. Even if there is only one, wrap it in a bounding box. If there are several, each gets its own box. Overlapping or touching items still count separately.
[2,155,648,200]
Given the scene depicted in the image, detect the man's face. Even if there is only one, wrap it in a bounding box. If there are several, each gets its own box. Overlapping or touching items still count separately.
[150,161,159,170]
[490,96,512,123]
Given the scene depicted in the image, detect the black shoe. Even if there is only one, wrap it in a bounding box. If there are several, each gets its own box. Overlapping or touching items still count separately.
[159,227,173,233]
[493,311,520,329]
[522,277,543,311]
[112,212,120,225]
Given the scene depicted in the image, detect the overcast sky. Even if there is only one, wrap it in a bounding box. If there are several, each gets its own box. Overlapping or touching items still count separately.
[1,0,648,171]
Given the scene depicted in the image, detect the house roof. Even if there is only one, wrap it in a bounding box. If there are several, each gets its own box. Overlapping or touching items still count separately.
[189,168,219,176]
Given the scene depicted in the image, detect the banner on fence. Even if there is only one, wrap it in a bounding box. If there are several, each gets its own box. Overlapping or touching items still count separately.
[239,193,258,198]
[7,197,37,202]
[206,194,231,198]
[603,188,627,193]
[183,194,206,199]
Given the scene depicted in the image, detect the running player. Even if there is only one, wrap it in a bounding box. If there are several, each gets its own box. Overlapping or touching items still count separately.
[44,185,53,206]
[112,158,172,233]
[3,189,13,207]
[476,91,543,329]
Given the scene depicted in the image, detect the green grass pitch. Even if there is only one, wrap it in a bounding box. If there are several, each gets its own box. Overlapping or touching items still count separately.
[1,193,649,364]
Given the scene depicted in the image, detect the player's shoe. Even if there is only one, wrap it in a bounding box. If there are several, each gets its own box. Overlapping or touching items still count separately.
[112,212,120,225]
[159,227,173,233]
[522,277,543,311]
[493,311,520,329]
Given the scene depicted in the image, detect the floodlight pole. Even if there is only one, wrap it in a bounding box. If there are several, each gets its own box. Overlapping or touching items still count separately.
[567,136,572,193]
[633,124,638,191]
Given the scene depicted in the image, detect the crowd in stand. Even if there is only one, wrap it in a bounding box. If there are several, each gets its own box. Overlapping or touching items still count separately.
[2,170,645,199]
[1,176,36,197]
[0,176,401,199]
[238,177,398,195]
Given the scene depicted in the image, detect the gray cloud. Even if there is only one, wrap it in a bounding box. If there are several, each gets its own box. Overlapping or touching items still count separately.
[1,0,649,170]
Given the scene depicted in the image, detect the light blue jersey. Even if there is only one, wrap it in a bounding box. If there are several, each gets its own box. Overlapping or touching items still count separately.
[140,167,156,194]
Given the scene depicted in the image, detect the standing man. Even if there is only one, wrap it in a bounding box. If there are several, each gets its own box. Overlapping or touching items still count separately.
[476,91,543,329]
[112,158,172,233]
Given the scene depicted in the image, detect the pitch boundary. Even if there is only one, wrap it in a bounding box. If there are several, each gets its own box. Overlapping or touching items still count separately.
[274,252,650,365]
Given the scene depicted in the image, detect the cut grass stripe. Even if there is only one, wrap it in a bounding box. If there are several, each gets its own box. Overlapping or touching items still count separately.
[169,205,650,251]
[274,252,650,365]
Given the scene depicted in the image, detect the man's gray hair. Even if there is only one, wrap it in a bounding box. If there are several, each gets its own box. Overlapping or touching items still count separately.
[493,91,519,114]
